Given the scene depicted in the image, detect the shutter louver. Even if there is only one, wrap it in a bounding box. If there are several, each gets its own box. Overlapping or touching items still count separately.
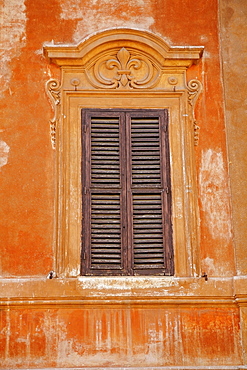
[91,117,120,188]
[91,193,122,269]
[131,117,161,187]
[133,193,165,270]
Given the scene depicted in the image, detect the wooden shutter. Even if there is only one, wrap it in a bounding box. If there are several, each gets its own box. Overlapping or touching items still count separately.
[81,109,173,276]
[81,111,127,275]
[126,112,173,275]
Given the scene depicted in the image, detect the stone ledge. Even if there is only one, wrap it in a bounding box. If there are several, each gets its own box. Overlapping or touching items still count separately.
[14,366,247,370]
[0,276,246,307]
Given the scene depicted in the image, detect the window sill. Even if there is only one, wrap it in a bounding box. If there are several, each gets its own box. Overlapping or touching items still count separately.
[0,276,243,308]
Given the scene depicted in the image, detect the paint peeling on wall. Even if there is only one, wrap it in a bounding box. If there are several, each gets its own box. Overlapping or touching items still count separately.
[1,307,239,368]
[199,149,232,241]
[201,256,216,276]
[0,140,10,168]
[0,0,26,96]
[60,0,154,42]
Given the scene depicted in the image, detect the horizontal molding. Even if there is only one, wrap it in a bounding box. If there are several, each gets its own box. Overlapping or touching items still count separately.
[0,276,246,308]
[16,366,247,370]
[235,295,247,306]
[0,296,238,309]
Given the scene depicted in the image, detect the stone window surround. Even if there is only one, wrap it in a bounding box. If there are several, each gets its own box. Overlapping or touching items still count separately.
[43,28,204,280]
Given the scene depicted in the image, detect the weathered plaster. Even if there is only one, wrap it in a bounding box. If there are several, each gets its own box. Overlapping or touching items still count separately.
[0,307,242,368]
[60,0,154,42]
[0,0,246,366]
[0,0,26,96]
[199,149,232,241]
[219,0,247,275]
[0,140,10,168]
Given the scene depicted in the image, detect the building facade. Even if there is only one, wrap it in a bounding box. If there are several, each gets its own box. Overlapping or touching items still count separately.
[0,0,247,368]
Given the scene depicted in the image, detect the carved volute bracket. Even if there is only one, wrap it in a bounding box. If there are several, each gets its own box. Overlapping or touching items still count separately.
[187,79,203,145]
[45,79,61,149]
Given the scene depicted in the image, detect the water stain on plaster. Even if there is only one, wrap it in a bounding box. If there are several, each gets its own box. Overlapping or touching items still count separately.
[0,0,26,96]
[0,306,241,367]
[199,149,232,241]
[60,0,154,42]
[49,308,240,367]
[0,140,10,168]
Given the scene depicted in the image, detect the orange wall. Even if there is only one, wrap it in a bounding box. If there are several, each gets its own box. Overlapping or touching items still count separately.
[0,0,233,278]
[0,306,242,368]
[220,0,247,276]
[0,0,246,368]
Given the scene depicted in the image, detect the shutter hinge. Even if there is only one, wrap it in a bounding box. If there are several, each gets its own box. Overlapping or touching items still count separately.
[165,187,169,194]
[83,124,87,133]
[84,187,87,195]
[83,252,86,260]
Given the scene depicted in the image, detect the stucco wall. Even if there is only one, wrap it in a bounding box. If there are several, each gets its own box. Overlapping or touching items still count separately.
[219,0,247,276]
[0,0,234,278]
[0,0,246,368]
[219,0,247,365]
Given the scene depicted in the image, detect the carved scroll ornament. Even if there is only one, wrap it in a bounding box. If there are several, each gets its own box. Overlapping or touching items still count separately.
[45,79,61,149]
[86,47,160,90]
[187,79,203,145]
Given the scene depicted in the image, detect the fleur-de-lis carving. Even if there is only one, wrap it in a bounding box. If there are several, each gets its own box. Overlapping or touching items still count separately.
[104,47,142,88]
[90,47,159,89]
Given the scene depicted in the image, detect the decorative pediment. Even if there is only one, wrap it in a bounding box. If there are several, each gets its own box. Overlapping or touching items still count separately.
[44,29,203,93]
[44,29,204,148]
[44,28,203,68]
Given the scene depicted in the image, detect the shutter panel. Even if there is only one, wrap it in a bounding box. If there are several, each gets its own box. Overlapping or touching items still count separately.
[127,113,170,274]
[82,112,125,274]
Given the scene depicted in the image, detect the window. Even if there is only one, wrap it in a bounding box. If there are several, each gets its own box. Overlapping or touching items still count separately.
[81,109,173,276]
[44,28,203,277]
